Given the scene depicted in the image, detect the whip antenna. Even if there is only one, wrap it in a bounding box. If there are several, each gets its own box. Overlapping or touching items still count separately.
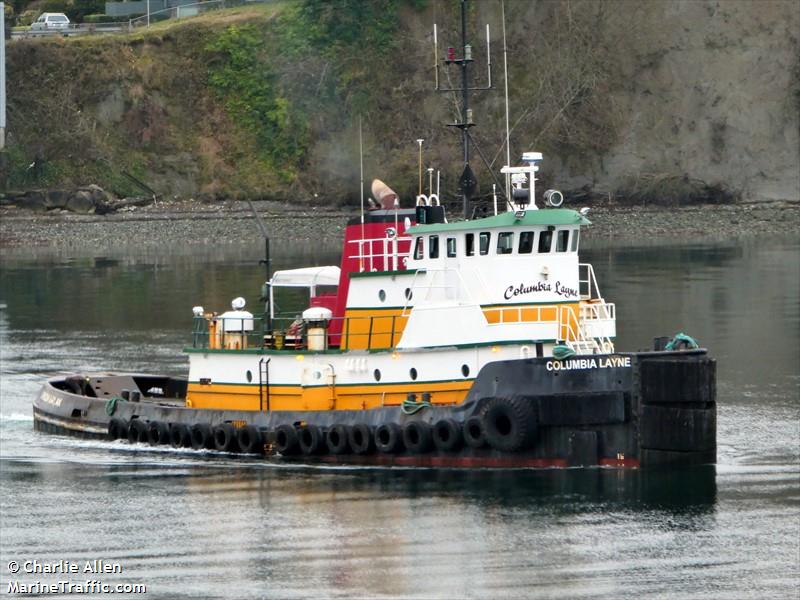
[359,116,365,272]
[502,0,511,201]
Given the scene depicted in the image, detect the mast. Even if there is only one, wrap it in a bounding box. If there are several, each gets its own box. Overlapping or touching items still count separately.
[458,1,471,221]
[434,0,493,220]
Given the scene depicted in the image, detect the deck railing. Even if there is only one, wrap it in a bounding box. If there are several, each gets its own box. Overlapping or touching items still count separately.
[190,313,408,352]
[348,235,412,273]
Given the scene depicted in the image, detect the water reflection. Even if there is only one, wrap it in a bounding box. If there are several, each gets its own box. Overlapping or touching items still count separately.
[1,234,798,599]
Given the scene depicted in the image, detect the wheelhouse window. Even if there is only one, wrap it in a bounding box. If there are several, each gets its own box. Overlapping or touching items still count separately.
[413,237,423,260]
[446,237,457,258]
[571,229,580,252]
[497,232,514,255]
[538,230,553,253]
[479,232,491,256]
[556,230,570,252]
[518,231,534,254]
[465,233,475,257]
[429,235,440,259]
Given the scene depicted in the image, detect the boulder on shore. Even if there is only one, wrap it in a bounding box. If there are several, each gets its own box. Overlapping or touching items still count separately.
[5,186,116,214]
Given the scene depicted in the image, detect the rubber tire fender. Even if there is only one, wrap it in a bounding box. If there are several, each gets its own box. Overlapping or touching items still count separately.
[169,423,191,448]
[237,425,263,454]
[432,418,463,452]
[190,423,214,450]
[147,421,170,446]
[482,396,537,452]
[462,416,486,449]
[348,424,374,455]
[326,424,350,455]
[375,422,404,454]
[108,417,128,441]
[402,421,433,454]
[275,423,300,456]
[127,419,148,444]
[213,423,240,453]
[298,425,325,455]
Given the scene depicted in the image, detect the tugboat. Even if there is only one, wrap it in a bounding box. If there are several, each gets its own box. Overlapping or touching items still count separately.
[32,3,716,469]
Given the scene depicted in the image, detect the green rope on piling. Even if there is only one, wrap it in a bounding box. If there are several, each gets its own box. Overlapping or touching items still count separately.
[665,332,700,351]
[401,398,432,415]
[552,344,577,360]
[105,396,123,416]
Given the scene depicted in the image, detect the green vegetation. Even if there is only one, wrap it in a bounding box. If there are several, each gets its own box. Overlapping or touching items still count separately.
[2,1,425,198]
[206,23,308,181]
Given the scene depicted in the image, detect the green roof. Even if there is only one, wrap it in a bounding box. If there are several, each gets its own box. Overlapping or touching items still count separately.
[407,208,590,234]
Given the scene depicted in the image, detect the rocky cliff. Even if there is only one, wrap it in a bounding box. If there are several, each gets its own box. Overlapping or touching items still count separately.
[1,0,797,205]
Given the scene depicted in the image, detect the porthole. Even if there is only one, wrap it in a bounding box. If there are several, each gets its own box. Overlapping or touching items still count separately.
[409,367,418,380]
[378,289,386,302]
[246,370,253,382]
[374,369,382,382]
[314,371,322,380]
[461,364,470,378]
[404,288,413,300]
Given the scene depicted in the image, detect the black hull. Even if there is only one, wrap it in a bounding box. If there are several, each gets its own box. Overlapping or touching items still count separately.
[32,351,716,469]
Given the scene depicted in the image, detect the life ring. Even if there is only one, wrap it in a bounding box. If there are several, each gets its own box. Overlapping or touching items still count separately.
[481,397,537,452]
[375,422,404,454]
[432,419,462,452]
[298,425,325,455]
[169,423,191,448]
[237,425,263,454]
[462,416,486,449]
[107,417,128,441]
[402,421,433,454]
[190,423,214,450]
[275,423,299,456]
[348,424,374,455]
[326,424,350,454]
[213,423,240,453]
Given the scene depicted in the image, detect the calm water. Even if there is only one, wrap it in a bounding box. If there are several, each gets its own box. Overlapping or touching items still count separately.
[0,234,798,599]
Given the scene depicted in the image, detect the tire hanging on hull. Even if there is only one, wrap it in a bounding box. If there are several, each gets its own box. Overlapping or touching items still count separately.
[433,419,462,452]
[275,424,300,456]
[108,418,128,441]
[463,416,486,449]
[213,423,240,453]
[237,425,263,454]
[481,397,538,452]
[190,423,214,450]
[326,424,350,455]
[348,424,374,455]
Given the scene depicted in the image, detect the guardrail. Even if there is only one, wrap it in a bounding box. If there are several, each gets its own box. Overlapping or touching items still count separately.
[9,0,274,40]
[10,23,125,39]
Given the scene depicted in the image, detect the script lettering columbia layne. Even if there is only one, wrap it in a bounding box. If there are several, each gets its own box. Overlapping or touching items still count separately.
[504,281,578,300]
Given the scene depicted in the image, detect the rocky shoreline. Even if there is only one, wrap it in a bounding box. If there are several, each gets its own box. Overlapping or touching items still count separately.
[1,199,798,254]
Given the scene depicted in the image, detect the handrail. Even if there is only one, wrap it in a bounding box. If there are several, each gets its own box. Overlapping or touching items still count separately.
[579,263,604,301]
[190,313,408,352]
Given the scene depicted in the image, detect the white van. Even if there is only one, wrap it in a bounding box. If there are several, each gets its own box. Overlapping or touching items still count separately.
[31,13,71,30]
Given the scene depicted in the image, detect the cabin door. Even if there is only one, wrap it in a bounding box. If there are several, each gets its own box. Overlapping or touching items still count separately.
[301,364,337,410]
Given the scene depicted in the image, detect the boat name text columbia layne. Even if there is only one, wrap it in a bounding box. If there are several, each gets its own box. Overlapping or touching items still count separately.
[547,356,631,371]
[504,281,578,300]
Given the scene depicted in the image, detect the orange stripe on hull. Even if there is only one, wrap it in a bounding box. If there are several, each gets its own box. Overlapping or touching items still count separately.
[186,380,473,411]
